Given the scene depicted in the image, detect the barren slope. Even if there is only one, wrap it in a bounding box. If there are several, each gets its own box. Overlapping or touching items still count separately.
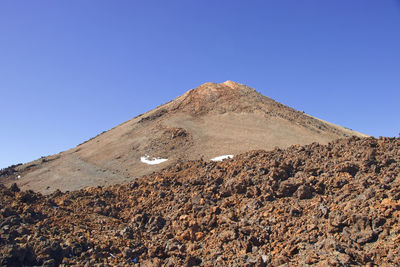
[1,81,367,193]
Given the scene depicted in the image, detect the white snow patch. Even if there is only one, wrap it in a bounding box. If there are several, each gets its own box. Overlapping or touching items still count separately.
[211,155,233,161]
[140,155,168,165]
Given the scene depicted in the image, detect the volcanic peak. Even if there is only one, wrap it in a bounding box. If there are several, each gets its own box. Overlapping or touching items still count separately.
[192,80,253,95]
[1,80,368,194]
[170,81,260,115]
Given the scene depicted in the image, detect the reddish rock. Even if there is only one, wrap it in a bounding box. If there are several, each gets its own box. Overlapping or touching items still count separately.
[0,137,399,265]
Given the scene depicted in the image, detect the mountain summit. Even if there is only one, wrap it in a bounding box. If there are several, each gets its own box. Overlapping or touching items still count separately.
[168,81,261,115]
[1,81,367,193]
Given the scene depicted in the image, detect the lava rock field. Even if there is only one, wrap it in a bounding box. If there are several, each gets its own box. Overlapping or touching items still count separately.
[1,137,399,266]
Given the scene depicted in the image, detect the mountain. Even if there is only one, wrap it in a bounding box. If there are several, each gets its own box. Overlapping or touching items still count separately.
[1,137,399,266]
[0,81,367,193]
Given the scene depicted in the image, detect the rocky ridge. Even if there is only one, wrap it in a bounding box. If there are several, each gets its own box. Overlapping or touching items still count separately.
[1,136,399,266]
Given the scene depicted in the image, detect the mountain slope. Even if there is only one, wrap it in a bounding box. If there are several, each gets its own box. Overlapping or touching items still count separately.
[1,81,367,193]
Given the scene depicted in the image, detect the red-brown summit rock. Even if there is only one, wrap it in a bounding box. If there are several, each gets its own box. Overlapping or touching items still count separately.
[171,81,258,115]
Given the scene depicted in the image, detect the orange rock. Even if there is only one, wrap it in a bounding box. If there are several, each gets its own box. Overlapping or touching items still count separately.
[195,232,205,240]
[176,230,191,241]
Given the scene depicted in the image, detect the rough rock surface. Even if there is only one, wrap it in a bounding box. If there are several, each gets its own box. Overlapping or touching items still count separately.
[1,137,399,266]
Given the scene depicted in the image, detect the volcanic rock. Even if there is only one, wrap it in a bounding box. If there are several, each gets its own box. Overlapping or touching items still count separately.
[0,137,399,266]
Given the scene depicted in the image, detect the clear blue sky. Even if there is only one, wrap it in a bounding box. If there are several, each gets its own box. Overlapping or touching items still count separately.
[1,1,399,168]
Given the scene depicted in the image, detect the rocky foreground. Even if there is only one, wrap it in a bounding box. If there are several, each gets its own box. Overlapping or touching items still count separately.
[1,137,400,266]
